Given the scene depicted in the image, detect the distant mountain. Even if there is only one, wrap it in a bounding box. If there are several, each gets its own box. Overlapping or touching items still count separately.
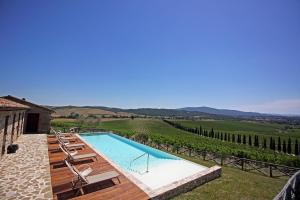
[50,106,218,118]
[179,106,264,117]
[50,105,300,124]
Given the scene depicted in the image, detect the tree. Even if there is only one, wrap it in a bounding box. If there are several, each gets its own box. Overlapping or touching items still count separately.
[225,133,227,141]
[277,137,282,152]
[221,132,223,141]
[283,140,287,153]
[269,137,273,150]
[254,135,259,147]
[211,128,214,138]
[248,135,252,146]
[287,138,292,154]
[200,126,203,135]
[232,134,235,143]
[237,135,241,143]
[263,138,267,148]
[243,135,246,144]
[295,139,299,156]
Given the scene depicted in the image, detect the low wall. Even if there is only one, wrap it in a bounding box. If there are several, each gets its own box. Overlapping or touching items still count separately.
[151,166,222,200]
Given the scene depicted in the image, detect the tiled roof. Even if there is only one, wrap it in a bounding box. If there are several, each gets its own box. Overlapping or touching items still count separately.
[3,95,54,113]
[0,98,29,110]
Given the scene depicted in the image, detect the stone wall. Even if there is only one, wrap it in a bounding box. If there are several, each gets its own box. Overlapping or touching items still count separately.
[24,107,52,133]
[0,110,26,160]
[151,166,222,200]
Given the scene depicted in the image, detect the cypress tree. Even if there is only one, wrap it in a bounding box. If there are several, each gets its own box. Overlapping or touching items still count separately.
[238,135,241,143]
[232,134,235,143]
[225,133,227,141]
[221,132,223,141]
[249,135,252,146]
[263,138,267,148]
[295,139,299,156]
[200,126,203,135]
[255,135,259,147]
[287,138,292,154]
[278,137,282,152]
[211,128,214,138]
[242,135,246,144]
[228,133,230,142]
[269,137,273,149]
[283,140,287,153]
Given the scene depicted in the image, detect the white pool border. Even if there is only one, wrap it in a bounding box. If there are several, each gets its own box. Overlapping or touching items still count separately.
[76,133,222,199]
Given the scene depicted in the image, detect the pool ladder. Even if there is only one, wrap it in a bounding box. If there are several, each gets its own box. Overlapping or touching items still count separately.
[129,153,150,174]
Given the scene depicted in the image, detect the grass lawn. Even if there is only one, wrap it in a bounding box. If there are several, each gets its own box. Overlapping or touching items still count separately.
[173,155,286,200]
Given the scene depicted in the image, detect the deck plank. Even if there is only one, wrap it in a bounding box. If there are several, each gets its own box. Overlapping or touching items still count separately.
[47,135,149,200]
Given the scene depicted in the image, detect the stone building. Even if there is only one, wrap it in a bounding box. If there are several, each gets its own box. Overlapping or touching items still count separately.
[0,98,29,159]
[3,95,54,134]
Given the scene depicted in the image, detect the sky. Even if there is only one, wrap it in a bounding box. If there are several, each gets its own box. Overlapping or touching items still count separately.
[0,0,300,115]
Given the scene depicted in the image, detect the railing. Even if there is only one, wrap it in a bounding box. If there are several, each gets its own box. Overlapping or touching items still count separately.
[145,140,300,178]
[273,170,300,200]
[129,152,150,174]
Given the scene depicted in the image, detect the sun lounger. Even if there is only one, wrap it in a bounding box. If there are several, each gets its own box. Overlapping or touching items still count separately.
[59,144,97,162]
[55,136,84,148]
[65,160,120,195]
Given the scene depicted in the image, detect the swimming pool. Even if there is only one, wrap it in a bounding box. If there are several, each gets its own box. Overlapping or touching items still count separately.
[79,132,211,192]
[80,133,179,174]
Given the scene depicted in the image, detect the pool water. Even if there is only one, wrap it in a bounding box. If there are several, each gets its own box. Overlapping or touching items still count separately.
[80,132,208,190]
[80,133,178,173]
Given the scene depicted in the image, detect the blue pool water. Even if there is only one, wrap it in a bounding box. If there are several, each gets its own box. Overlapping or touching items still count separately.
[79,133,179,173]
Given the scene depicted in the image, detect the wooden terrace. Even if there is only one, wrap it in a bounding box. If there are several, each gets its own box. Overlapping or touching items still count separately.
[47,135,149,200]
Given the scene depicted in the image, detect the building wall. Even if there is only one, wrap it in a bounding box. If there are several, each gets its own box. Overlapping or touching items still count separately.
[24,106,52,134]
[0,110,26,160]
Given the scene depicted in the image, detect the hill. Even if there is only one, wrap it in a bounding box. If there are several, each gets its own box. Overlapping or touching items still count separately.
[50,106,218,118]
[51,106,132,118]
[180,106,264,117]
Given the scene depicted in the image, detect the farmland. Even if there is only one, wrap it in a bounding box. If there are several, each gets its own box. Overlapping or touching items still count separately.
[51,117,290,199]
[51,118,300,167]
[173,119,300,139]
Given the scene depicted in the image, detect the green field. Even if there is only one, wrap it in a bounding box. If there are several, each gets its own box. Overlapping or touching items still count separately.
[173,155,286,200]
[51,118,289,199]
[51,118,300,166]
[173,119,300,140]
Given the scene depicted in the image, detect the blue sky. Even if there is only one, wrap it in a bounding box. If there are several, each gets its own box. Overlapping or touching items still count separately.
[0,0,300,114]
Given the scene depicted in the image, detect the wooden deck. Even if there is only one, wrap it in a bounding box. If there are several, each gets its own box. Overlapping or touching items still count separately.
[47,135,149,200]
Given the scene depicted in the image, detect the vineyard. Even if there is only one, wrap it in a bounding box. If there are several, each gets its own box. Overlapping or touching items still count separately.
[165,120,300,156]
[51,117,293,199]
[51,118,300,167]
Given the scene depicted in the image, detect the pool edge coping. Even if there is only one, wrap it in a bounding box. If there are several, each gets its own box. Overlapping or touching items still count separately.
[76,133,222,199]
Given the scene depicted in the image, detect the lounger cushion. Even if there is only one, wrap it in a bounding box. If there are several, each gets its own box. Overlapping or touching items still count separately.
[73,153,97,160]
[66,143,85,148]
[86,171,119,184]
